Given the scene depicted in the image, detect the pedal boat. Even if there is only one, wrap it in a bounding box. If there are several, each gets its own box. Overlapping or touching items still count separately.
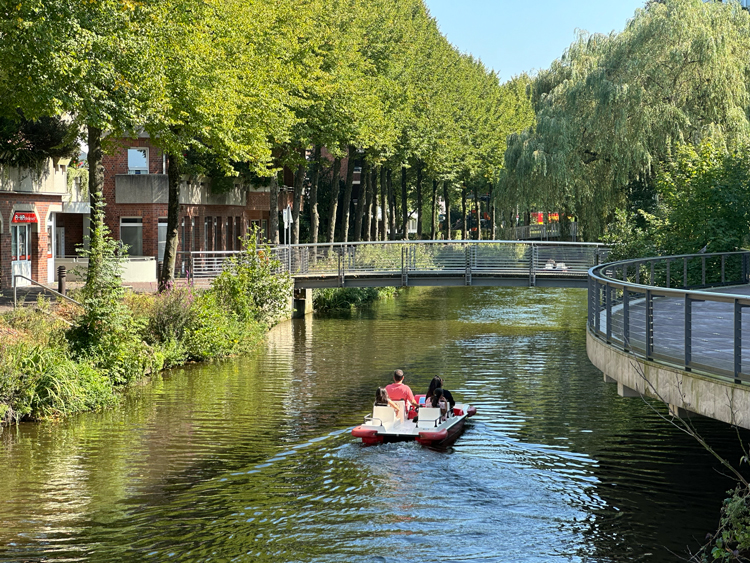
[352,395,477,447]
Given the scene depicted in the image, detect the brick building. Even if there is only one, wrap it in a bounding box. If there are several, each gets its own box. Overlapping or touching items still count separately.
[101,134,286,278]
[0,134,288,288]
[0,158,86,289]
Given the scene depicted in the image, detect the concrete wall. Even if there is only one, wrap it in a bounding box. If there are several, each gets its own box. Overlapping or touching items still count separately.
[56,257,157,283]
[0,159,68,195]
[587,328,750,429]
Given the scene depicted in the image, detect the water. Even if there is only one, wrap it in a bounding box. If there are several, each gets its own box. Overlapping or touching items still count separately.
[0,287,744,562]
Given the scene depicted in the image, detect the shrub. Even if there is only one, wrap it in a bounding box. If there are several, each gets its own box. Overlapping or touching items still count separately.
[313,286,397,311]
[211,229,292,325]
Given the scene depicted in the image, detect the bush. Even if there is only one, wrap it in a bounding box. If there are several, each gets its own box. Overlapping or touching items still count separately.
[313,286,397,311]
[211,230,292,326]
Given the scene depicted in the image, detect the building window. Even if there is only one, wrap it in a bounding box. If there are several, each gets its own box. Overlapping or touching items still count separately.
[158,217,168,262]
[261,219,267,241]
[191,218,196,251]
[181,218,186,253]
[214,217,220,251]
[204,216,212,251]
[120,217,143,256]
[226,217,232,250]
[235,216,241,249]
[127,148,149,175]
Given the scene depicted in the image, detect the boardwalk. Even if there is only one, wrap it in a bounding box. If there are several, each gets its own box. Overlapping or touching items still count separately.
[605,285,750,380]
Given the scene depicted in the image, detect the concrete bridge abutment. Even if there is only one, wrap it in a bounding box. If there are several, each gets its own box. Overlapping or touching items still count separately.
[588,328,750,429]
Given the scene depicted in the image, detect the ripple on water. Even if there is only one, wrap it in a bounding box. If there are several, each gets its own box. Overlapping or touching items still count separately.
[0,287,744,563]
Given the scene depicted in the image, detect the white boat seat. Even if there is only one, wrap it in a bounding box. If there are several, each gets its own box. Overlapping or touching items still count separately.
[417,407,442,429]
[371,406,397,430]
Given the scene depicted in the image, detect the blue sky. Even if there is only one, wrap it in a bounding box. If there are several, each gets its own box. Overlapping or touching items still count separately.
[423,0,647,81]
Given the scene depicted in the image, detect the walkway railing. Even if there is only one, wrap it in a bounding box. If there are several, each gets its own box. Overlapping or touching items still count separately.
[183,240,606,285]
[588,251,750,383]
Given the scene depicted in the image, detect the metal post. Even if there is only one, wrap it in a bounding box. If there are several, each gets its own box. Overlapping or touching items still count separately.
[650,262,655,286]
[338,250,344,287]
[683,257,688,289]
[57,265,67,296]
[465,244,472,286]
[684,294,692,372]
[702,256,706,286]
[666,259,671,289]
[722,254,726,283]
[646,289,654,361]
[595,281,601,335]
[735,299,742,383]
[622,264,628,282]
[623,288,630,351]
[13,275,17,309]
[635,262,640,285]
[605,284,612,343]
[529,244,537,287]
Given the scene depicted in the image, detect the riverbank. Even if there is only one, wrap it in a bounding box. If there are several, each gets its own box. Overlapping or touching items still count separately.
[0,243,293,426]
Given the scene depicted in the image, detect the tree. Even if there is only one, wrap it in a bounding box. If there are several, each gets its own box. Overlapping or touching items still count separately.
[502,0,750,239]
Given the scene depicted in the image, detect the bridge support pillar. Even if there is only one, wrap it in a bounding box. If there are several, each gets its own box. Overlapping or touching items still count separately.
[603,374,617,384]
[292,288,314,319]
[617,382,640,398]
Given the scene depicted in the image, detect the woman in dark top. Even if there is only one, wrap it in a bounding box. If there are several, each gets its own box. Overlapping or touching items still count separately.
[425,376,455,409]
[430,388,449,419]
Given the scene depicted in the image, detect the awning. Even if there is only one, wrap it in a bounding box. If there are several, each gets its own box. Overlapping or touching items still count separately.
[12,211,38,223]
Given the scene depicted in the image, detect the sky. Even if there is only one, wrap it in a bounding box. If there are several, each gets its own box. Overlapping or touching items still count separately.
[423,0,647,81]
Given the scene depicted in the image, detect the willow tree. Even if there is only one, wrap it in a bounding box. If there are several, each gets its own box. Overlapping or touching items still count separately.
[502,0,750,239]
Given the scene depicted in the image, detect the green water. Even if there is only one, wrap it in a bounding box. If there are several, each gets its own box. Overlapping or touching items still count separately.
[0,287,741,562]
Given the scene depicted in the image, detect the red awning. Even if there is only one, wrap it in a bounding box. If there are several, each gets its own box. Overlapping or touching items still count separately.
[12,211,37,223]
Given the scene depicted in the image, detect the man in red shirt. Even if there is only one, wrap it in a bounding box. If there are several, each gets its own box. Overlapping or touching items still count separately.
[385,369,418,408]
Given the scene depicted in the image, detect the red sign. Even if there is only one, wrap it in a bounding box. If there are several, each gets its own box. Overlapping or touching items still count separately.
[12,212,37,223]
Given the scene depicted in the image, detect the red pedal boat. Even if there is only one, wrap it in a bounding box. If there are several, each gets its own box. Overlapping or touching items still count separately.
[352,394,476,447]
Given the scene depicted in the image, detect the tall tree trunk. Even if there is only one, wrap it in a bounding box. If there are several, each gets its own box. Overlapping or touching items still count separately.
[560,207,572,241]
[327,158,341,243]
[310,145,321,245]
[292,156,305,244]
[491,199,497,240]
[443,182,451,240]
[380,167,388,241]
[370,166,379,241]
[431,179,438,240]
[86,125,106,286]
[461,186,467,240]
[401,165,408,240]
[362,169,377,241]
[416,162,423,238]
[506,209,515,240]
[269,173,279,245]
[474,184,481,241]
[388,168,396,240]
[341,146,355,243]
[354,160,368,242]
[160,152,181,291]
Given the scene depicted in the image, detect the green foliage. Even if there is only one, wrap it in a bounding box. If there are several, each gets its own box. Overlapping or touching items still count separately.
[211,230,293,326]
[0,115,78,168]
[503,0,750,239]
[604,142,750,260]
[313,286,397,312]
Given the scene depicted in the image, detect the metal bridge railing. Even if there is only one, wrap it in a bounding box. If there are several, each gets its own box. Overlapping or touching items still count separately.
[183,240,606,285]
[589,251,750,384]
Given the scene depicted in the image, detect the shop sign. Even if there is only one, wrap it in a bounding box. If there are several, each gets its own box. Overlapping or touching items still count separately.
[12,211,38,223]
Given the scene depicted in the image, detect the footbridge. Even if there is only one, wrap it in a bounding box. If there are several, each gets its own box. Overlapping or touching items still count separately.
[187,240,607,289]
[588,251,750,429]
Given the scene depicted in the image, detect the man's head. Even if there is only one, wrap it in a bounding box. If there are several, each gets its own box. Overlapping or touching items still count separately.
[393,369,404,382]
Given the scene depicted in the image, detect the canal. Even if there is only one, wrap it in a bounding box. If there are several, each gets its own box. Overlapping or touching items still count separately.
[0,287,742,562]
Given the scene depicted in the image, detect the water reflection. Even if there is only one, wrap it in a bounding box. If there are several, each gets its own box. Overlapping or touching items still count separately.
[0,287,743,562]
